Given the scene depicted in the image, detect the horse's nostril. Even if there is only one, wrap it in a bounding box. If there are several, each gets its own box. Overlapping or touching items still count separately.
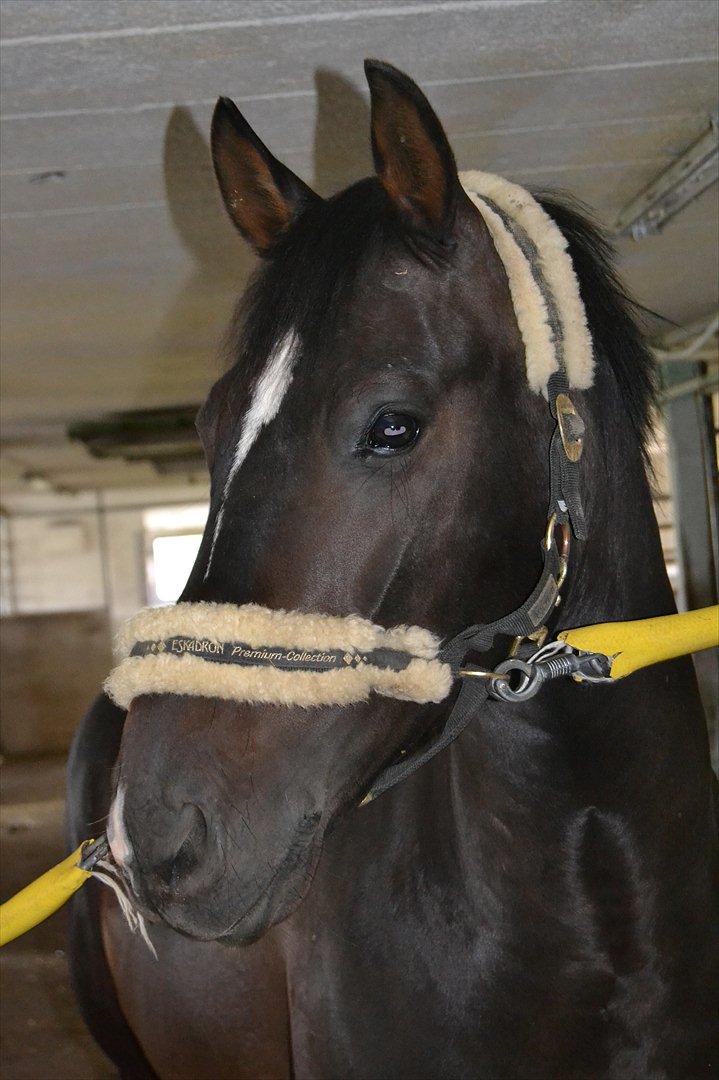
[157,802,209,885]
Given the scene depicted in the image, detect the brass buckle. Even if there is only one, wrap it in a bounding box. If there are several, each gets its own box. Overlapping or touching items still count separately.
[556,522,571,589]
[512,516,573,657]
[509,626,549,658]
[544,511,558,551]
[544,513,571,554]
[556,393,584,462]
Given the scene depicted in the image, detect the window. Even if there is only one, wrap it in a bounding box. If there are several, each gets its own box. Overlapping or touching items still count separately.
[143,503,208,605]
[150,533,203,603]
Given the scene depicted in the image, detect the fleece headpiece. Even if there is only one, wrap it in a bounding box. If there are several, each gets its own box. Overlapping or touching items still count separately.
[459,171,594,393]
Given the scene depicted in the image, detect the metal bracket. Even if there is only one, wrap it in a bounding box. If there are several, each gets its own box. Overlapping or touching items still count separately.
[614,118,719,239]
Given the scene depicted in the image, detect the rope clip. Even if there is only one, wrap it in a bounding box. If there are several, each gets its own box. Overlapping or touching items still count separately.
[488,640,612,702]
[78,834,109,872]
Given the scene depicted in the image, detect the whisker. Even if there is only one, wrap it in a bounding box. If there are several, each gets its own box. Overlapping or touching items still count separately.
[91,858,157,960]
[398,460,417,523]
[356,461,384,495]
[84,813,109,830]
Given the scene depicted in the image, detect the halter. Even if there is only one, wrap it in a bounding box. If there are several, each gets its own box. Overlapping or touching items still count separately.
[105,172,599,802]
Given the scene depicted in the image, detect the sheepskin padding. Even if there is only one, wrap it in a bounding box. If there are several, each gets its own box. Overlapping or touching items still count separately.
[459,170,594,393]
[105,602,452,710]
[114,602,442,659]
[105,652,451,711]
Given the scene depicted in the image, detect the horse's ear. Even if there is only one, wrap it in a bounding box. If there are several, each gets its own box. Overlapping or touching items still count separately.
[211,96,319,253]
[364,59,459,240]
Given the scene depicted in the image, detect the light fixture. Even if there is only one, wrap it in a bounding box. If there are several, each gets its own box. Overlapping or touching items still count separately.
[614,118,718,240]
[22,471,53,492]
[68,405,205,475]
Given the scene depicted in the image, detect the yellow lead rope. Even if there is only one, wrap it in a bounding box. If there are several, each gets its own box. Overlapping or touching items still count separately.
[0,842,92,947]
[560,604,719,680]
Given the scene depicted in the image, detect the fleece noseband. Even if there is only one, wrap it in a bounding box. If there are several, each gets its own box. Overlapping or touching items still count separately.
[105,604,452,710]
[105,171,595,801]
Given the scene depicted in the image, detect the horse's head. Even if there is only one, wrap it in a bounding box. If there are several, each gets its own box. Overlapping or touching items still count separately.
[108,61,553,942]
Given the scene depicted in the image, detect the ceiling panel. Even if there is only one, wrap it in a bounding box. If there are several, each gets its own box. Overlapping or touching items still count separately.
[2,112,709,219]
[3,58,716,183]
[0,1,403,39]
[2,1,717,115]
[1,0,717,496]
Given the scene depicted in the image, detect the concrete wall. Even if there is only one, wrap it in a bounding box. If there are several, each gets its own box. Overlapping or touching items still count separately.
[1,483,208,627]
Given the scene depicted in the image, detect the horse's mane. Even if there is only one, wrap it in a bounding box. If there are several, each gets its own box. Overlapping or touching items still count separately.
[537,193,658,462]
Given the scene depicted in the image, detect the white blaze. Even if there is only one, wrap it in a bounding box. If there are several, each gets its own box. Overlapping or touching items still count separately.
[107,784,132,866]
[204,328,298,578]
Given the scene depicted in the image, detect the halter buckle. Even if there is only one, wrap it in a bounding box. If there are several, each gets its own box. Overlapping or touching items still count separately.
[544,513,571,589]
[556,393,585,462]
[509,626,549,658]
[543,511,570,555]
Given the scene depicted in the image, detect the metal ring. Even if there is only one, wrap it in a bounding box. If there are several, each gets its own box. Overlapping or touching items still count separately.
[490,658,541,702]
[557,557,569,590]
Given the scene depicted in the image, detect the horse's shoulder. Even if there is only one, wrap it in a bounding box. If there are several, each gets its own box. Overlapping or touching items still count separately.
[66,693,158,1078]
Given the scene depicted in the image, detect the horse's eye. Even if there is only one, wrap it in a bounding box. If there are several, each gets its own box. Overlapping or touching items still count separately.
[366,411,420,454]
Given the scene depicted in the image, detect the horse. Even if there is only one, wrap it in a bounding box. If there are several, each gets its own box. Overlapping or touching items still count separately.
[66,60,718,1079]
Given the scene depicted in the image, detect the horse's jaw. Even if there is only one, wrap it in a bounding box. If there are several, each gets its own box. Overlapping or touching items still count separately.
[217,821,325,945]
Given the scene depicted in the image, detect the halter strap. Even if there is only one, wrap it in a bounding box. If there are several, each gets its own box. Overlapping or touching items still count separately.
[363,175,593,800]
[363,513,567,802]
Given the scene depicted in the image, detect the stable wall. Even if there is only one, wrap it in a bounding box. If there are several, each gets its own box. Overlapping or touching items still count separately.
[0,482,208,756]
[1,483,209,626]
[0,609,113,756]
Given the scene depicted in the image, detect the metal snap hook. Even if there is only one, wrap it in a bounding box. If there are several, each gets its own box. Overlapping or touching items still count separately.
[489,658,541,702]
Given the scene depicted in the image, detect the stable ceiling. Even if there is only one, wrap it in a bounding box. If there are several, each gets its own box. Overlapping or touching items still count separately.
[1,0,718,494]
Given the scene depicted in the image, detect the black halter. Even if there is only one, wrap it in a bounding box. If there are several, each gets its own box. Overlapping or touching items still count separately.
[361,365,588,803]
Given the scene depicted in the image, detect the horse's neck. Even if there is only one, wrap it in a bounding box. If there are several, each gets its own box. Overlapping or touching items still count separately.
[559,414,675,628]
[374,425,707,903]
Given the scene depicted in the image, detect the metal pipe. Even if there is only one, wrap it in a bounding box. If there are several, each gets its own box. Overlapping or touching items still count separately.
[659,373,719,403]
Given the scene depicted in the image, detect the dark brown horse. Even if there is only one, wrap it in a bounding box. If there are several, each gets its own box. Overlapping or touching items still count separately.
[67,61,718,1078]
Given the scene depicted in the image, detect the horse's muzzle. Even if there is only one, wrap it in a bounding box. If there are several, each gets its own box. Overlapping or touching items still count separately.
[109,793,224,924]
[107,692,330,942]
